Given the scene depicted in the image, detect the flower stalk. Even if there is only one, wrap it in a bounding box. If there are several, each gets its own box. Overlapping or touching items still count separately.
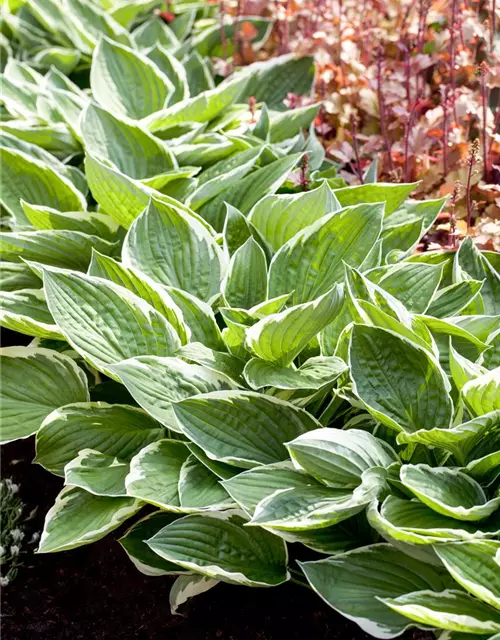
[350,114,364,183]
[465,139,479,232]
[376,49,394,173]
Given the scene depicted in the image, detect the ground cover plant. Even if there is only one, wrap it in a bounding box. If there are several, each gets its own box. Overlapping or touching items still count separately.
[1,1,500,639]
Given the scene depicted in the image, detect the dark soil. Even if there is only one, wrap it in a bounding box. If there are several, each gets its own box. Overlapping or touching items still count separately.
[0,329,430,640]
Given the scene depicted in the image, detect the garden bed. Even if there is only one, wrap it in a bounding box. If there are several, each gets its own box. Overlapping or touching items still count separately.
[1,2,499,639]
[0,438,381,640]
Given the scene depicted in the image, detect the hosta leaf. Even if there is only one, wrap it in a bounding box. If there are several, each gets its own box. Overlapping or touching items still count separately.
[4,59,42,86]
[417,316,488,372]
[249,486,353,531]
[427,281,484,319]
[37,486,142,553]
[367,496,500,545]
[349,325,453,433]
[351,298,433,354]
[21,203,117,241]
[197,153,302,232]
[43,269,181,375]
[245,286,344,367]
[123,199,225,303]
[109,0,162,28]
[268,203,384,304]
[220,312,250,359]
[249,468,387,531]
[384,197,447,235]
[187,148,261,210]
[66,0,131,49]
[119,511,187,576]
[183,51,215,96]
[0,289,62,340]
[32,47,81,75]
[269,104,321,143]
[109,356,236,430]
[172,390,320,468]
[253,104,270,140]
[36,402,163,475]
[222,238,267,309]
[465,451,500,485]
[125,439,187,509]
[43,67,85,94]
[143,75,247,131]
[0,230,117,271]
[452,315,500,343]
[144,165,201,191]
[434,542,500,610]
[0,74,38,118]
[132,17,179,50]
[147,46,189,103]
[176,342,244,385]
[87,251,189,344]
[287,428,397,488]
[299,544,448,639]
[236,54,315,111]
[0,131,86,196]
[84,153,149,228]
[400,464,500,521]
[249,293,293,315]
[368,496,500,546]
[0,347,89,444]
[164,288,224,351]
[243,356,347,391]
[484,331,500,370]
[222,203,254,256]
[369,263,443,314]
[396,412,500,466]
[176,137,237,169]
[449,341,486,391]
[222,462,318,515]
[64,449,128,497]
[185,443,239,481]
[462,368,500,416]
[0,262,41,292]
[455,238,500,315]
[333,183,417,215]
[247,182,339,253]
[81,103,176,179]
[195,146,260,186]
[381,218,425,261]
[146,512,289,586]
[381,590,500,634]
[169,574,219,615]
[91,38,173,120]
[178,454,233,510]
[0,121,79,156]
[26,0,89,50]
[0,147,87,228]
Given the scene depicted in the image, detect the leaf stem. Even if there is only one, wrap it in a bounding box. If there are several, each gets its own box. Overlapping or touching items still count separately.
[289,567,312,590]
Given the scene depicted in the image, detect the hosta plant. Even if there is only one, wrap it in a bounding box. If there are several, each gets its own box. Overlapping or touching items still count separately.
[1,3,500,639]
[2,179,500,638]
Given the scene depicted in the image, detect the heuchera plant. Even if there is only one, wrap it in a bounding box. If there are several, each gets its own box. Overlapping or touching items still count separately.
[1,1,500,638]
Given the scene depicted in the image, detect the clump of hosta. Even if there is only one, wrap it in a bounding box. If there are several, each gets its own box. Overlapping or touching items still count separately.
[0,478,39,586]
[2,179,500,637]
[1,2,500,637]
